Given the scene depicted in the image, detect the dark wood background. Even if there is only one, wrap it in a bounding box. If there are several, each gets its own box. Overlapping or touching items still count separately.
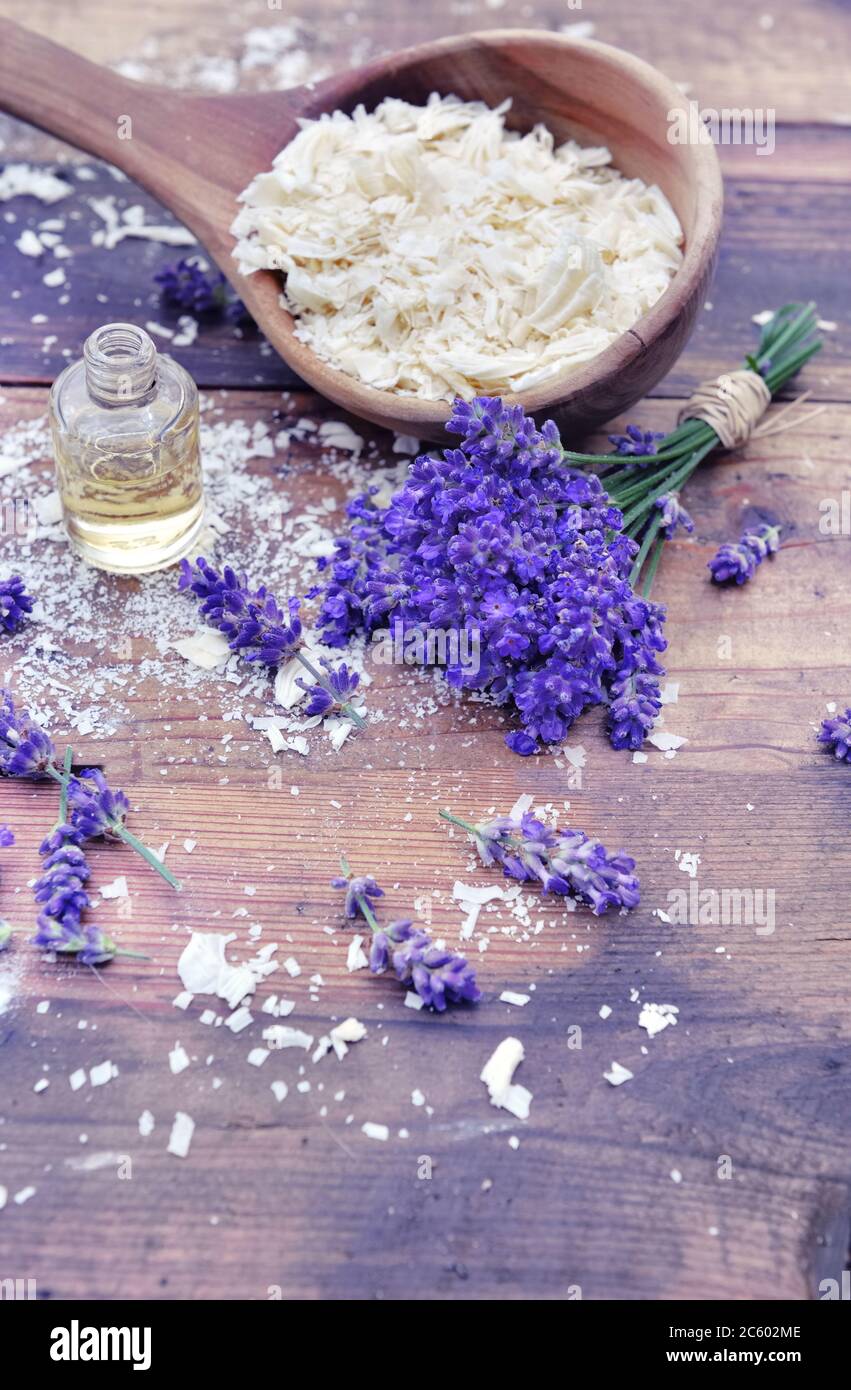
[0,0,849,1301]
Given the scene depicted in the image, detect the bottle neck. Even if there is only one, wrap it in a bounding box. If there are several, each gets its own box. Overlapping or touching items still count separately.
[83,323,158,406]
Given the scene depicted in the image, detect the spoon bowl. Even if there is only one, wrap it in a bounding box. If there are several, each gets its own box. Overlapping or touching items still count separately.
[0,22,722,441]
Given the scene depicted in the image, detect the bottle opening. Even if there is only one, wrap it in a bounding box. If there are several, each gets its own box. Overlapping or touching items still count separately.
[84,323,158,405]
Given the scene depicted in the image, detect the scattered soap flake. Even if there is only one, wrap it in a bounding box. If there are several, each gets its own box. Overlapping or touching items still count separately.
[638,1002,679,1038]
[172,627,232,670]
[169,1043,191,1075]
[100,875,128,900]
[648,730,687,752]
[167,1111,195,1158]
[0,163,72,203]
[500,990,530,1007]
[15,229,43,258]
[604,1061,634,1086]
[362,1121,389,1141]
[346,934,369,972]
[89,1060,118,1087]
[262,1024,314,1050]
[480,1037,533,1120]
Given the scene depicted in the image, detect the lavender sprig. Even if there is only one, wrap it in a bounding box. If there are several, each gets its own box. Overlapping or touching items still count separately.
[656,493,694,538]
[708,523,781,585]
[154,256,248,322]
[440,808,640,915]
[0,689,180,889]
[32,831,144,966]
[313,306,820,759]
[817,707,851,763]
[296,659,360,717]
[332,857,480,1011]
[0,574,33,635]
[179,558,365,729]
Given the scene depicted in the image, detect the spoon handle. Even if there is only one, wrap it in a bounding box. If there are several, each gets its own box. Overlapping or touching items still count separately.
[0,18,192,172]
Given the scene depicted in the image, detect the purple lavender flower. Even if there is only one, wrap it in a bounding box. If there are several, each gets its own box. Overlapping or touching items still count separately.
[296,659,360,717]
[0,574,33,635]
[607,668,663,751]
[0,690,56,777]
[154,256,249,323]
[333,868,479,1010]
[331,871,384,921]
[444,808,639,915]
[656,493,694,538]
[66,769,130,841]
[316,396,667,755]
[369,917,480,1011]
[33,842,90,918]
[39,822,85,855]
[409,941,481,1010]
[32,834,117,965]
[179,557,303,666]
[505,731,538,757]
[709,523,781,585]
[0,825,14,847]
[608,424,665,457]
[369,918,418,972]
[817,707,851,762]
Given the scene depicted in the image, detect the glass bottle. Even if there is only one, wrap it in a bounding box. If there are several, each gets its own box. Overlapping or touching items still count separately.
[48,323,205,574]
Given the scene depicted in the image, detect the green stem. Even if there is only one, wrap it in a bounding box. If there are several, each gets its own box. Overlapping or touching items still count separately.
[43,757,180,889]
[115,825,181,891]
[439,809,479,836]
[338,854,380,932]
[58,746,73,824]
[641,537,666,598]
[439,807,532,862]
[621,445,713,532]
[629,512,664,588]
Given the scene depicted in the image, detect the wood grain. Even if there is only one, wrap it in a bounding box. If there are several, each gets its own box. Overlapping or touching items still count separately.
[0,0,847,125]
[1,388,850,1300]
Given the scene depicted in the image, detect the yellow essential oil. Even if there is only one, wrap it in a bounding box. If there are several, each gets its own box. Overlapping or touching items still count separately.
[49,323,205,574]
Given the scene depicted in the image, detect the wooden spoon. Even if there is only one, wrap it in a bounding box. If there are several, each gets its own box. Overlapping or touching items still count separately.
[0,20,722,440]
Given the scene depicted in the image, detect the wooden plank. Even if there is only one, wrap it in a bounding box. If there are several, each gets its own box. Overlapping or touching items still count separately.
[1,154,847,398]
[1,388,850,1298]
[0,0,847,131]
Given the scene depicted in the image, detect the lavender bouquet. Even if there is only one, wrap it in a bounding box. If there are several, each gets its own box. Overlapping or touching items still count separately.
[316,303,821,756]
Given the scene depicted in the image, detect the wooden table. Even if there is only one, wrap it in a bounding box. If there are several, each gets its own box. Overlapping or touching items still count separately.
[0,0,849,1302]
